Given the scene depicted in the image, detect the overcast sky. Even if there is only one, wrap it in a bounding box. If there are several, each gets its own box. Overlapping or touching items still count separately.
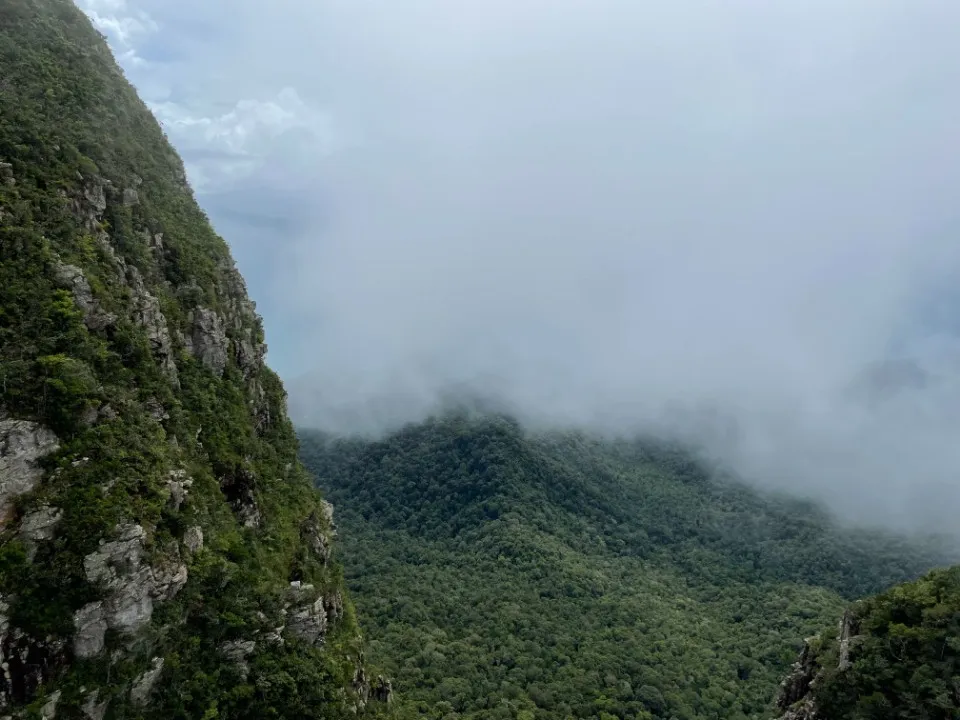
[79,0,960,532]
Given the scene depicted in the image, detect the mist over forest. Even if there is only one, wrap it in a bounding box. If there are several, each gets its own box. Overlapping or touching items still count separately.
[82,0,960,530]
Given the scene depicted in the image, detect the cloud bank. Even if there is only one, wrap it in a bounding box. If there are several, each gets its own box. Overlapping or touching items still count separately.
[80,0,960,531]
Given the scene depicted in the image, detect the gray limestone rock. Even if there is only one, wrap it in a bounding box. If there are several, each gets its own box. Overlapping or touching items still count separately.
[837,608,860,671]
[82,182,106,214]
[126,266,178,383]
[70,177,110,231]
[39,690,60,719]
[72,602,107,659]
[129,657,164,706]
[182,526,203,554]
[18,506,63,562]
[219,640,256,677]
[371,676,393,704]
[82,524,187,638]
[0,420,59,528]
[300,511,332,565]
[53,263,115,332]
[145,398,169,423]
[80,690,107,720]
[286,595,327,647]
[165,470,192,511]
[185,308,228,375]
[774,637,821,720]
[324,591,344,623]
[234,333,265,380]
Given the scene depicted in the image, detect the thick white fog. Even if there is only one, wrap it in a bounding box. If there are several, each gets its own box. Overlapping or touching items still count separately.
[82,0,960,531]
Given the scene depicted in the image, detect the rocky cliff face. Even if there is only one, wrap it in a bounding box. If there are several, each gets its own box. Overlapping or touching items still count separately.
[0,1,383,717]
[773,567,960,719]
[773,611,860,720]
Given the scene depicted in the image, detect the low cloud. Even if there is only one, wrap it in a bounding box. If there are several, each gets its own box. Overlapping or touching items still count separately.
[82,0,960,533]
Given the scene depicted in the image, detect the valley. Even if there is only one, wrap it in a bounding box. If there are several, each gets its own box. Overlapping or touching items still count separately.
[301,414,951,719]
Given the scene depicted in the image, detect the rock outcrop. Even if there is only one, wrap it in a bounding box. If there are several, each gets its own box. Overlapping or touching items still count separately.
[219,640,257,678]
[129,657,164,706]
[17,505,62,562]
[300,509,333,565]
[127,266,178,383]
[185,307,229,375]
[836,608,859,671]
[53,263,116,332]
[183,526,204,554]
[81,689,108,720]
[0,419,59,528]
[774,607,864,720]
[72,602,108,659]
[38,689,61,719]
[164,469,192,511]
[285,583,328,647]
[774,638,821,720]
[351,664,394,708]
[79,524,187,646]
[72,176,108,230]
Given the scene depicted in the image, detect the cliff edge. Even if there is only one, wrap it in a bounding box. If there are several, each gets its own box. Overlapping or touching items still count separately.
[0,1,383,717]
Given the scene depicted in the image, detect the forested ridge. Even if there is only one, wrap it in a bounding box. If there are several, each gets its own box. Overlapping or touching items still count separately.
[300,414,952,720]
[4,0,960,717]
[0,2,390,717]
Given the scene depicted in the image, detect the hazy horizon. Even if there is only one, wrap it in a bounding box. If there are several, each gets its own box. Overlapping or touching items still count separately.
[81,0,960,533]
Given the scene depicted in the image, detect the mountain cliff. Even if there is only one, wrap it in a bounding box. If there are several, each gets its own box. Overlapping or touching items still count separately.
[0,1,386,717]
[300,414,949,720]
[774,566,960,720]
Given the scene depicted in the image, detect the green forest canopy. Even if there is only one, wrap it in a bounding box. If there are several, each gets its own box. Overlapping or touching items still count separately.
[300,414,953,720]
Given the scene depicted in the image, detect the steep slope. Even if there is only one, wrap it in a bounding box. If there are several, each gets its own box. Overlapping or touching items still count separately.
[300,414,950,720]
[774,567,960,720]
[0,2,387,717]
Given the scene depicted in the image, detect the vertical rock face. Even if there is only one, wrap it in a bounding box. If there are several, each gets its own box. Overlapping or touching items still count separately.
[836,609,859,671]
[185,307,229,375]
[81,523,188,636]
[126,266,178,383]
[0,420,59,527]
[774,639,822,720]
[0,1,379,717]
[129,657,164,706]
[774,604,865,720]
[53,263,116,331]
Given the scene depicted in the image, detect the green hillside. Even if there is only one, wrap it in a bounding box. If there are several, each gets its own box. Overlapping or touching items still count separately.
[300,414,949,720]
[0,2,389,717]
